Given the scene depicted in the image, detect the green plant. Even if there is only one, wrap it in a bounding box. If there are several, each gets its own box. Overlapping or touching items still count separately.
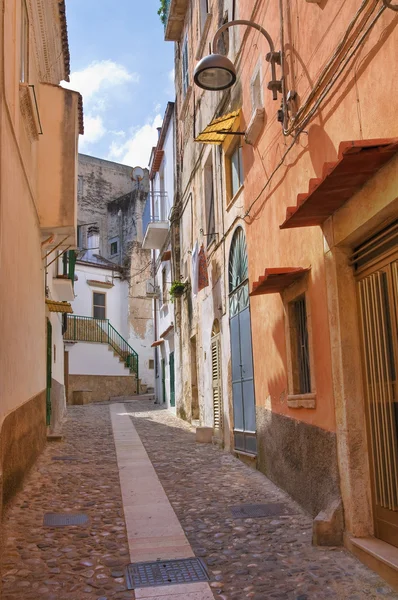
[169,280,186,301]
[158,0,168,25]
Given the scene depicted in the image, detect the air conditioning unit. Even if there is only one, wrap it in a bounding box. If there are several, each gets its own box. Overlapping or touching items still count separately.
[146,280,160,298]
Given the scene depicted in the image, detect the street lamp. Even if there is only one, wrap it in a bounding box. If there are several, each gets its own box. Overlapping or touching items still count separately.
[194,19,282,100]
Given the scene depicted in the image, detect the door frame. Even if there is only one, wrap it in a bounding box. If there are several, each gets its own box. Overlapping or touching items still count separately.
[355,247,398,546]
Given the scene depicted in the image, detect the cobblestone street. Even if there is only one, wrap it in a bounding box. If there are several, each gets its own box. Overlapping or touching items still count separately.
[2,398,398,599]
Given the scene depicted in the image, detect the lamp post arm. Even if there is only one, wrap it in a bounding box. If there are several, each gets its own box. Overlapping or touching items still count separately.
[211,19,275,54]
[211,20,279,99]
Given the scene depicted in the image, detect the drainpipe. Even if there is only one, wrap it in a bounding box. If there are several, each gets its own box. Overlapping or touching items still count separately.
[150,178,159,403]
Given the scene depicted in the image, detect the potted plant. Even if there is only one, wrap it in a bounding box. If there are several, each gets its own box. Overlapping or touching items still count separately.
[169,280,186,300]
[158,0,168,25]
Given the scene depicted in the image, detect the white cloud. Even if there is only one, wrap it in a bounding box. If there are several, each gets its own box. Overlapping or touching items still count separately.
[79,115,106,148]
[108,114,163,167]
[63,60,139,104]
[168,68,175,82]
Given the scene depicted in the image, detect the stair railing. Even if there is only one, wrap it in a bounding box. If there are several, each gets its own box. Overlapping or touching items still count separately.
[65,315,139,382]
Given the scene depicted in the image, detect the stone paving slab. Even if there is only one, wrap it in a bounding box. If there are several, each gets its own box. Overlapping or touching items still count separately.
[123,398,398,600]
[2,404,134,600]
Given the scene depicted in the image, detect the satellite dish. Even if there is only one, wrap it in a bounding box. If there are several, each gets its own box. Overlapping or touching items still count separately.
[132,166,144,182]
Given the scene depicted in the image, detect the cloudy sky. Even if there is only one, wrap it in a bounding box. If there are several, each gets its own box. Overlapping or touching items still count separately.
[63,0,174,168]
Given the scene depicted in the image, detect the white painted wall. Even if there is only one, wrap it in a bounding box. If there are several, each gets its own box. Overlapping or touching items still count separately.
[46,259,66,386]
[72,264,129,338]
[68,342,130,376]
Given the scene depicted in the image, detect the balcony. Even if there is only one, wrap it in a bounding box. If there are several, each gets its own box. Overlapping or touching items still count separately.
[164,0,189,42]
[37,84,82,248]
[53,250,77,301]
[142,192,170,250]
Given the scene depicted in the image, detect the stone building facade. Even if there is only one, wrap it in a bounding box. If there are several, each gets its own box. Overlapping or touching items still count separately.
[164,0,398,583]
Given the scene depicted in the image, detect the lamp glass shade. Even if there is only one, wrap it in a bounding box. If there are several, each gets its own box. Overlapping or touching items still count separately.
[194,54,237,91]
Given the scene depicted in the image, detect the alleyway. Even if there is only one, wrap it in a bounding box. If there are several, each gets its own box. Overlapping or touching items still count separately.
[2,398,398,600]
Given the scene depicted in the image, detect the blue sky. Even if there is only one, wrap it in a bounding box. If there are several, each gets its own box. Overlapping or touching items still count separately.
[63,0,174,167]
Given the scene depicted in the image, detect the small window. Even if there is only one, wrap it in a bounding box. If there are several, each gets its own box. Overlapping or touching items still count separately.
[93,292,106,320]
[230,145,244,198]
[20,0,29,83]
[182,35,189,97]
[78,176,84,195]
[149,359,155,369]
[288,295,311,394]
[199,0,209,34]
[110,241,118,256]
[204,154,215,246]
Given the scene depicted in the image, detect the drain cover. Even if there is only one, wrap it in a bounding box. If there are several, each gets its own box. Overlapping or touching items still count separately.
[125,558,209,589]
[51,456,79,461]
[43,513,89,527]
[231,503,290,518]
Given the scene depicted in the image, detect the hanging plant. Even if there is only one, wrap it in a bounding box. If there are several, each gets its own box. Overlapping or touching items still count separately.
[169,281,186,300]
[158,0,168,25]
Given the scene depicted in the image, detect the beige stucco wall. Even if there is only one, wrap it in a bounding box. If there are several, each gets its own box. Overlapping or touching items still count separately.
[0,0,79,510]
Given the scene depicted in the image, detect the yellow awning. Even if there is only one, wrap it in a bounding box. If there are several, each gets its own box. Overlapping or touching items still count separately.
[46,299,73,314]
[195,110,240,144]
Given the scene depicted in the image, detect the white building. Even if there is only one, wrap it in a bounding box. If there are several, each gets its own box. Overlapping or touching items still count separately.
[143,103,176,408]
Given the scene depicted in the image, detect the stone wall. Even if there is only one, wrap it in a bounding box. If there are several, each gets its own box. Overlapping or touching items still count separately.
[68,375,138,404]
[256,407,341,518]
[49,378,66,434]
[1,390,47,507]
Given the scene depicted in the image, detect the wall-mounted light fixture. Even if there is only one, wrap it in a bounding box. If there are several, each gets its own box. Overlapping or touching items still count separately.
[194,19,282,100]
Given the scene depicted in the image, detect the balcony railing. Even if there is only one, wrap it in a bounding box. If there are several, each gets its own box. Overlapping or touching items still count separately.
[142,192,170,250]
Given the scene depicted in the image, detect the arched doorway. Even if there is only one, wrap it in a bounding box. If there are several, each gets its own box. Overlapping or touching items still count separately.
[229,227,257,454]
[211,320,223,436]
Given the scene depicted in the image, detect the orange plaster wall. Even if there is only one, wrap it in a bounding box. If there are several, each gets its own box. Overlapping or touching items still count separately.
[237,0,398,433]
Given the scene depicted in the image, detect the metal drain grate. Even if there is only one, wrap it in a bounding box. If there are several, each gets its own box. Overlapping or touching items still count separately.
[125,558,209,589]
[43,513,89,527]
[231,503,291,519]
[51,456,79,461]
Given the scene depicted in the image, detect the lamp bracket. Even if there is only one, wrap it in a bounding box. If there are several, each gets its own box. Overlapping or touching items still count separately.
[266,51,282,66]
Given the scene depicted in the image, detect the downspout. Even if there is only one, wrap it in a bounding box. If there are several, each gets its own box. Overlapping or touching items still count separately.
[151,178,159,402]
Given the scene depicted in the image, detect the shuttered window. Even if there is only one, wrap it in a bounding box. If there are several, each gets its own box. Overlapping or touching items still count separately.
[211,335,222,430]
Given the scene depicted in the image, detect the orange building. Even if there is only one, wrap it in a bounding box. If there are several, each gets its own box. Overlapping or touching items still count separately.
[165,0,398,580]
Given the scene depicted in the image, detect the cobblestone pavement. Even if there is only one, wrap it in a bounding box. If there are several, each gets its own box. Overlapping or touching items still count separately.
[2,404,133,600]
[2,399,398,600]
[125,398,398,600]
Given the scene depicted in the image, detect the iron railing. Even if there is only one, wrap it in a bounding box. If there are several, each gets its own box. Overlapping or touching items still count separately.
[64,315,139,382]
[142,191,170,236]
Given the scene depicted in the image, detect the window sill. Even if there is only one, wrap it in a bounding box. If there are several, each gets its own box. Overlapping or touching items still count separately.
[226,185,244,212]
[195,13,212,60]
[287,394,316,409]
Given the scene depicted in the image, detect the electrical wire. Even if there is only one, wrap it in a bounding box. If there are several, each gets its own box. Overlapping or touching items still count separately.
[284,0,381,135]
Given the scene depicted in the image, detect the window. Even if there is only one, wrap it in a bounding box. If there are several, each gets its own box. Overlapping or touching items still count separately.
[204,154,215,246]
[20,0,29,82]
[162,268,167,305]
[230,144,244,198]
[149,359,155,369]
[182,35,189,97]
[110,239,118,256]
[93,292,106,320]
[199,0,209,34]
[78,176,84,195]
[288,295,311,394]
